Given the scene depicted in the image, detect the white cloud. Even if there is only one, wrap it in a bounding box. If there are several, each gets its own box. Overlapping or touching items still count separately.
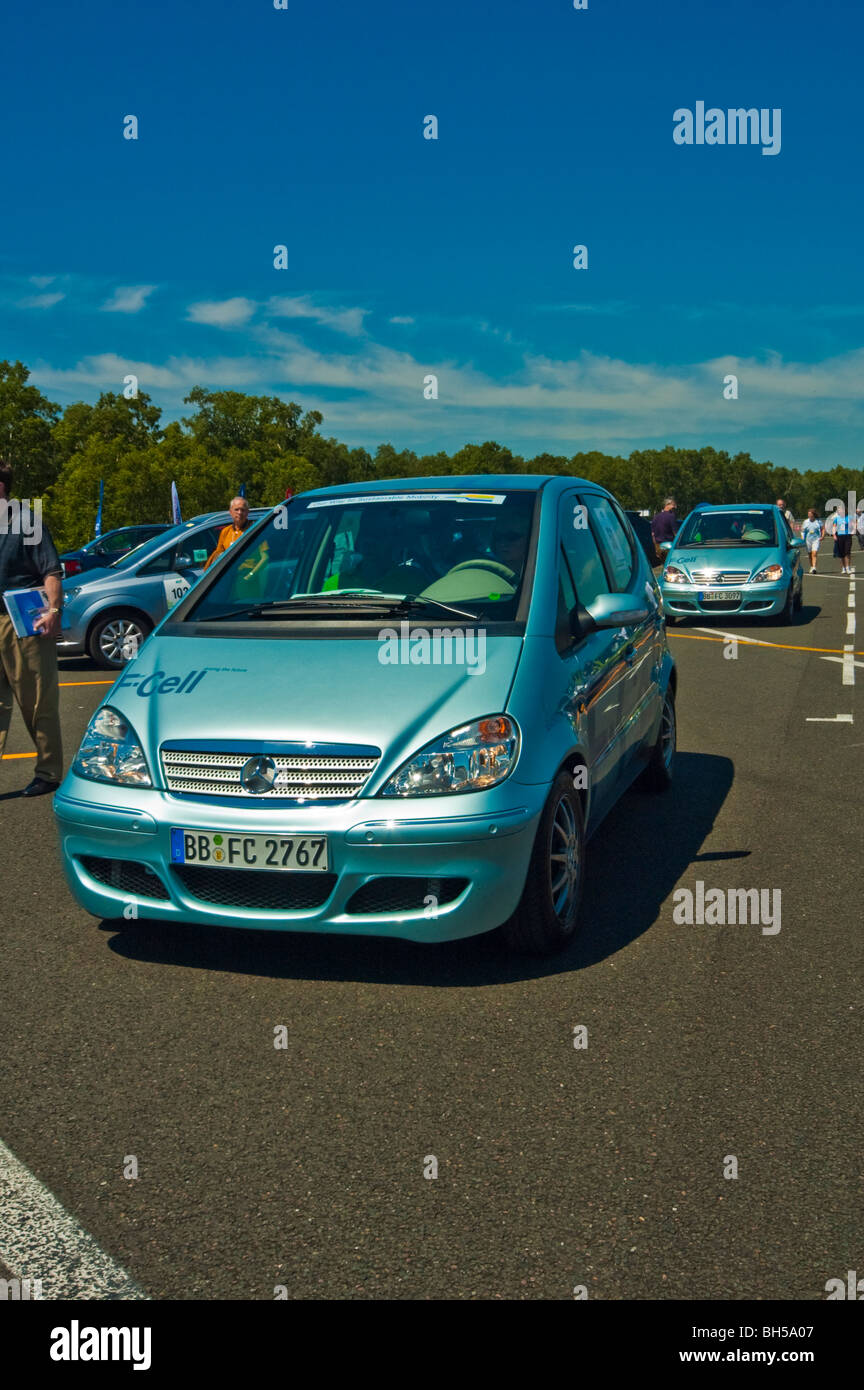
[187,297,257,328]
[17,291,65,309]
[267,294,368,336]
[29,275,56,289]
[389,315,415,325]
[101,284,156,313]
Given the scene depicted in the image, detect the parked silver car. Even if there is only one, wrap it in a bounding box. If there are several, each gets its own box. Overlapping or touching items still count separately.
[58,510,268,668]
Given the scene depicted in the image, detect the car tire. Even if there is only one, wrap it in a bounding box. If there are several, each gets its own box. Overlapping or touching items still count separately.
[793,580,803,612]
[637,686,676,793]
[778,584,795,626]
[501,771,585,955]
[87,611,153,668]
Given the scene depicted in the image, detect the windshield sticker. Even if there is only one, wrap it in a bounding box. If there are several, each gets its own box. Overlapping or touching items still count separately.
[306,493,507,508]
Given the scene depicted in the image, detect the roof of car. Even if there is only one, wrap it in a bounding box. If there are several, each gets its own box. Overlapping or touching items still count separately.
[687,502,781,512]
[188,507,269,523]
[295,475,592,499]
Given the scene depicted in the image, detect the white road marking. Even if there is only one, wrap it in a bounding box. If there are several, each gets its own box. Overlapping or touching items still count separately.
[806,714,853,723]
[821,656,864,669]
[843,645,856,686]
[0,1137,147,1300]
[847,612,857,635]
[693,627,782,648]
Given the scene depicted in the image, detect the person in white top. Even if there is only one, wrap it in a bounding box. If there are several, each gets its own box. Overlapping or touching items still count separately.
[856,508,864,551]
[799,508,823,573]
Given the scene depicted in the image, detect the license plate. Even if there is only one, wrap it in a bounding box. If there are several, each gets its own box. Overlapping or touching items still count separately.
[699,589,742,601]
[170,829,329,871]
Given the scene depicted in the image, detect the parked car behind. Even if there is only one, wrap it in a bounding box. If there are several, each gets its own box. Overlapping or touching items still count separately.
[625,510,659,568]
[60,524,171,578]
[55,476,677,954]
[58,510,268,667]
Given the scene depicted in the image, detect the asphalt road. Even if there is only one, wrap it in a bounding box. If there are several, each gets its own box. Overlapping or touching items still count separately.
[0,569,861,1300]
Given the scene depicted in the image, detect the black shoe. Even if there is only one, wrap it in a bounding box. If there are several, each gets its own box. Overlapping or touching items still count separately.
[22,777,60,797]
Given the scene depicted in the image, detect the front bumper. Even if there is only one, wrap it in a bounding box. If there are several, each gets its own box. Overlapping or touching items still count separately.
[661,579,790,619]
[53,777,545,943]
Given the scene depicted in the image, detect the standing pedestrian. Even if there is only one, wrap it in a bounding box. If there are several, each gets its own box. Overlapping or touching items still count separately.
[830,506,855,577]
[651,497,678,554]
[856,507,864,551]
[800,508,823,574]
[775,497,796,531]
[0,459,64,795]
[204,496,252,569]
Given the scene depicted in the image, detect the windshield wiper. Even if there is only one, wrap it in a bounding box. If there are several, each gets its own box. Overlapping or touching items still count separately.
[193,591,481,624]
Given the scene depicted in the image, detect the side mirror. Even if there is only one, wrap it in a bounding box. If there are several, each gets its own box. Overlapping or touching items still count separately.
[658,541,672,554]
[790,537,805,549]
[586,593,651,630]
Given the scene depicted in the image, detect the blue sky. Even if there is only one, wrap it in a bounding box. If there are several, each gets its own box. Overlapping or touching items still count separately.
[2,0,863,471]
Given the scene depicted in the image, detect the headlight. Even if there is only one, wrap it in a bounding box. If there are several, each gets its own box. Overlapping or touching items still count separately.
[72,706,152,786]
[752,564,783,583]
[664,565,689,584]
[381,715,520,797]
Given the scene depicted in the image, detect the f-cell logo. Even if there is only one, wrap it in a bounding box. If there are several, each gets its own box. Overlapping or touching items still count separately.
[116,669,213,697]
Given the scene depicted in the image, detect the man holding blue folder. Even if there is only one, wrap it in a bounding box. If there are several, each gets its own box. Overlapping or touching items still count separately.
[0,459,64,795]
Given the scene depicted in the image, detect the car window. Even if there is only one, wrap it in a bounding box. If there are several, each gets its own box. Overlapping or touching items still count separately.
[585,495,634,591]
[184,492,538,624]
[677,509,778,547]
[99,530,136,554]
[560,494,609,609]
[175,527,221,568]
[555,547,580,653]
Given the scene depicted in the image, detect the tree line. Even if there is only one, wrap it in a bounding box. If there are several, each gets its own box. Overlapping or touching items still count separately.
[1,360,858,552]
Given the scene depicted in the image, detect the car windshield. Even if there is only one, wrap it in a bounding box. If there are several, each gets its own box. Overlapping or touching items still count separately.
[676,508,778,548]
[108,523,198,570]
[183,490,538,623]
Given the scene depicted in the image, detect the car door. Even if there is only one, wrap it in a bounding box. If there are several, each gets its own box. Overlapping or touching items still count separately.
[580,492,662,784]
[136,526,221,622]
[556,491,630,828]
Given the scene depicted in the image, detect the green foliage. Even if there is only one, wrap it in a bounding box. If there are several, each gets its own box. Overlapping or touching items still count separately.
[0,360,60,496]
[0,360,851,550]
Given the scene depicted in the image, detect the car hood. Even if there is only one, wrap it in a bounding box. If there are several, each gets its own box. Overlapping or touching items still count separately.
[106,632,525,781]
[63,566,124,593]
[666,546,782,577]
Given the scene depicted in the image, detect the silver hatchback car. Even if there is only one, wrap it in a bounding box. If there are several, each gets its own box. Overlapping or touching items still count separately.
[58,510,267,668]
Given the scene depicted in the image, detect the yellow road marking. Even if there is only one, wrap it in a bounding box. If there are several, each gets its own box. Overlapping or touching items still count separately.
[1,752,37,760]
[669,632,864,657]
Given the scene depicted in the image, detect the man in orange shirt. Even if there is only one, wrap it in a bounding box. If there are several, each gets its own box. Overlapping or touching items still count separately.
[205,496,251,569]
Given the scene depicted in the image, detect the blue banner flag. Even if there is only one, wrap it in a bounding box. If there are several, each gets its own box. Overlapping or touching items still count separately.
[94,479,105,539]
[171,480,182,526]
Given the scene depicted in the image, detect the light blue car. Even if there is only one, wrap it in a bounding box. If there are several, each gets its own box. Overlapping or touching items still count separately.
[58,510,267,667]
[54,476,677,954]
[659,503,805,625]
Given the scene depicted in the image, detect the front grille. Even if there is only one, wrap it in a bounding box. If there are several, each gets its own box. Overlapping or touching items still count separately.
[699,599,743,612]
[171,864,336,910]
[346,876,469,915]
[689,569,751,585]
[79,856,170,900]
[160,746,379,801]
